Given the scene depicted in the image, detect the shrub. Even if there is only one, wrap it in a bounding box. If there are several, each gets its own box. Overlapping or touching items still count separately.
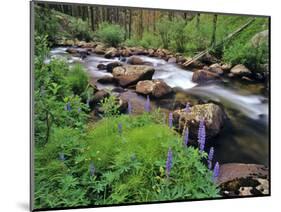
[65,64,89,96]
[156,17,172,49]
[96,22,125,47]
[100,95,120,118]
[170,18,187,53]
[69,18,93,41]
[139,32,160,49]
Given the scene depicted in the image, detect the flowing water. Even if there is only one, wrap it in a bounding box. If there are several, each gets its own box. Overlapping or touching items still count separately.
[48,47,269,166]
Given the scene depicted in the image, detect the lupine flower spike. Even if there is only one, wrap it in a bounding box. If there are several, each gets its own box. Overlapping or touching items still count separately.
[128,100,132,114]
[183,128,189,146]
[168,112,173,128]
[165,147,173,178]
[198,119,206,152]
[89,162,95,177]
[185,103,190,113]
[213,161,220,181]
[144,95,150,112]
[118,123,122,134]
[208,147,214,169]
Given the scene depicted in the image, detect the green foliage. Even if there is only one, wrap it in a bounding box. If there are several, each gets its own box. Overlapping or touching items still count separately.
[34,34,90,145]
[100,95,120,118]
[65,64,89,96]
[35,6,60,45]
[34,112,219,209]
[139,32,160,49]
[156,16,172,49]
[170,18,187,53]
[96,22,125,47]
[68,18,93,41]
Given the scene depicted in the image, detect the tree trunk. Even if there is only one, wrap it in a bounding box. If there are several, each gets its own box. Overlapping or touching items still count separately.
[90,7,95,30]
[196,13,200,31]
[128,9,132,39]
[210,14,218,47]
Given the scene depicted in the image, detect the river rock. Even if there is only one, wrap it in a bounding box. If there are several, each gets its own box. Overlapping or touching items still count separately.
[209,63,224,75]
[106,61,123,73]
[168,57,177,63]
[230,64,252,77]
[94,44,106,54]
[199,52,220,65]
[112,65,155,87]
[148,49,155,57]
[97,64,106,70]
[173,103,226,138]
[97,76,117,84]
[217,163,269,197]
[104,47,119,59]
[127,56,145,65]
[221,63,232,72]
[66,47,78,54]
[183,57,205,69]
[136,79,172,98]
[92,90,110,104]
[120,47,132,57]
[192,69,221,84]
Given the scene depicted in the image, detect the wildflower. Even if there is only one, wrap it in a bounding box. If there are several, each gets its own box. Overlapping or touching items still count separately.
[59,152,65,161]
[128,100,132,114]
[168,112,173,128]
[198,118,206,152]
[65,102,71,111]
[185,103,190,113]
[78,107,81,113]
[144,95,150,112]
[213,161,220,181]
[165,147,173,177]
[207,147,214,169]
[183,128,189,146]
[208,147,214,161]
[89,162,95,176]
[118,123,122,134]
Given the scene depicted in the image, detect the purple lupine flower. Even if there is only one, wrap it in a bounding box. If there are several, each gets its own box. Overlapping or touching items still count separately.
[168,112,173,128]
[89,162,95,176]
[198,119,206,152]
[144,95,150,112]
[208,160,212,170]
[128,100,132,114]
[118,123,122,134]
[213,161,220,181]
[208,147,214,161]
[185,103,190,113]
[207,147,214,169]
[59,152,65,161]
[183,128,189,146]
[165,147,173,177]
[65,102,71,111]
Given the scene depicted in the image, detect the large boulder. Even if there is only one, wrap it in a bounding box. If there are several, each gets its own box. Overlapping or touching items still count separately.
[104,47,119,59]
[97,76,117,84]
[217,163,269,197]
[136,79,172,98]
[230,64,252,77]
[192,69,221,84]
[112,65,155,87]
[173,103,226,138]
[94,44,106,54]
[106,62,123,73]
[127,56,145,65]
